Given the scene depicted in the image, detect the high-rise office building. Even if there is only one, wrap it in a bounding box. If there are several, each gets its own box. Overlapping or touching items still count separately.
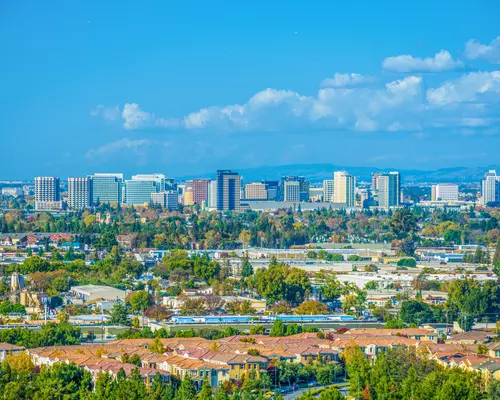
[34,177,62,210]
[283,181,301,202]
[262,181,279,200]
[323,179,335,202]
[207,180,218,208]
[481,170,500,205]
[90,173,124,205]
[151,191,178,210]
[279,176,309,202]
[377,172,401,208]
[192,179,209,204]
[68,178,91,210]
[333,171,355,207]
[371,173,381,192]
[431,184,459,202]
[245,183,268,200]
[124,174,166,205]
[216,170,241,211]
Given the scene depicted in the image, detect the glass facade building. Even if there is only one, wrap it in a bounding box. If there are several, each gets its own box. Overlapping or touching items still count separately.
[124,174,166,205]
[90,173,124,205]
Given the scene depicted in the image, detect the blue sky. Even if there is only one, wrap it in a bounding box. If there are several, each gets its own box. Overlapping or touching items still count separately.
[1,0,500,179]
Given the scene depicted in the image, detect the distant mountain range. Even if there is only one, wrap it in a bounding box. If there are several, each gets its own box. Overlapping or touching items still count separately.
[179,163,500,184]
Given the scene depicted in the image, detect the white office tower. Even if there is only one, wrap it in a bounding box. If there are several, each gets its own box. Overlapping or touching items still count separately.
[481,170,500,205]
[207,180,218,209]
[431,184,459,202]
[34,177,62,210]
[333,171,355,207]
[323,179,334,202]
[68,178,91,210]
[150,191,178,210]
[283,180,301,202]
[377,172,401,208]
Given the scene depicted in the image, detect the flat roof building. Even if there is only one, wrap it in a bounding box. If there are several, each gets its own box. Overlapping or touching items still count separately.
[68,177,91,210]
[71,285,126,302]
[216,170,241,211]
[431,184,459,202]
[244,183,268,200]
[90,173,124,205]
[333,171,355,207]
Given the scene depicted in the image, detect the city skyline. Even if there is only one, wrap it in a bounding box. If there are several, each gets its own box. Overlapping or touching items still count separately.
[22,168,499,212]
[2,1,500,178]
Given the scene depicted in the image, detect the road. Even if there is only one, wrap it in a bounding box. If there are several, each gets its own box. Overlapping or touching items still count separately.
[283,383,348,400]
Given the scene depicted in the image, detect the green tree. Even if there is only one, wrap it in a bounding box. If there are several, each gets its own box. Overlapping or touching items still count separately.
[129,291,152,313]
[493,239,500,276]
[487,379,500,400]
[194,260,221,283]
[125,367,148,399]
[341,344,370,399]
[295,300,328,315]
[150,337,166,354]
[315,270,342,301]
[197,379,213,400]
[214,385,230,400]
[318,386,345,400]
[180,298,206,316]
[269,320,286,337]
[148,373,170,400]
[94,372,116,399]
[110,302,130,325]
[33,362,93,400]
[175,374,197,400]
[241,257,254,279]
[390,209,417,239]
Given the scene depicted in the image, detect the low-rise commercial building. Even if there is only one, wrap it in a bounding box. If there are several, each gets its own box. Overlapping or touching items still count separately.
[70,285,126,302]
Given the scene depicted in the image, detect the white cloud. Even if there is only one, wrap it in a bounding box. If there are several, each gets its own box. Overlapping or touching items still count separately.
[91,44,500,136]
[179,76,424,133]
[90,105,120,121]
[122,103,154,129]
[321,73,373,88]
[86,138,151,159]
[465,37,500,64]
[426,71,500,105]
[382,50,463,72]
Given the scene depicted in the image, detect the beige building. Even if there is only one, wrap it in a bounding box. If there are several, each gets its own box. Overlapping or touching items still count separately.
[245,183,267,200]
[19,291,49,313]
[183,188,194,206]
[333,171,355,207]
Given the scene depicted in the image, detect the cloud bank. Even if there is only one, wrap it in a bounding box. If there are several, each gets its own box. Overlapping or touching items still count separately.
[382,50,463,72]
[91,37,500,137]
[465,37,500,64]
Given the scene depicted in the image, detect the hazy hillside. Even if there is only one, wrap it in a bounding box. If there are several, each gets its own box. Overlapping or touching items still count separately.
[179,164,500,183]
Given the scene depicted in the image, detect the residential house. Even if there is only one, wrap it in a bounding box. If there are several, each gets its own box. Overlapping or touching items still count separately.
[0,343,24,362]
